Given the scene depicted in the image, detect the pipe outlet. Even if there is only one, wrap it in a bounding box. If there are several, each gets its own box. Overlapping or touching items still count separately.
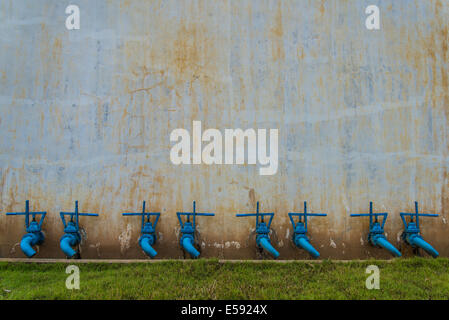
[139,236,157,258]
[295,236,320,258]
[60,234,79,258]
[182,236,200,258]
[20,234,38,258]
[258,237,280,259]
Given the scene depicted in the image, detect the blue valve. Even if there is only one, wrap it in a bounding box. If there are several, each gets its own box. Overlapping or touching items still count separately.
[122,201,160,258]
[351,202,401,257]
[6,200,46,258]
[236,202,279,259]
[177,201,214,258]
[59,201,98,259]
[400,202,439,258]
[288,202,327,258]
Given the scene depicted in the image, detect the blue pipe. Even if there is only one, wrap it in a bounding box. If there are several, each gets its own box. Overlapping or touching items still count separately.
[59,201,98,258]
[122,202,160,258]
[351,203,401,258]
[400,202,439,258]
[409,235,439,258]
[6,201,46,258]
[60,234,78,258]
[258,237,280,259]
[139,237,157,258]
[177,202,214,259]
[296,237,320,258]
[288,204,327,258]
[20,234,38,258]
[182,236,200,258]
[373,236,402,257]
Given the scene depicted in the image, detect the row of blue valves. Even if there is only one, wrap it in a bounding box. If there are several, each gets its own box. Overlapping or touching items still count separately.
[1,200,440,259]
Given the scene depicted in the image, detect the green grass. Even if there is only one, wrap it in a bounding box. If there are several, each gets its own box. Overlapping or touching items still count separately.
[0,258,448,299]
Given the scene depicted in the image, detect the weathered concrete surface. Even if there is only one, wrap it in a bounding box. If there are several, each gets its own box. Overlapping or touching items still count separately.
[0,0,448,259]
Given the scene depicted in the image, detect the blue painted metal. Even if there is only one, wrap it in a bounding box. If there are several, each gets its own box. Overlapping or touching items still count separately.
[177,201,215,258]
[59,201,98,258]
[236,202,279,259]
[400,202,439,258]
[6,200,46,258]
[288,202,326,258]
[122,201,160,258]
[351,202,401,257]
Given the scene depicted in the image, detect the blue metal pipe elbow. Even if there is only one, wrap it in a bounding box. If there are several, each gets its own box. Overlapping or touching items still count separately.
[139,237,157,258]
[20,234,38,258]
[373,236,402,257]
[410,236,439,258]
[258,237,280,259]
[60,234,79,258]
[295,237,320,258]
[182,237,200,258]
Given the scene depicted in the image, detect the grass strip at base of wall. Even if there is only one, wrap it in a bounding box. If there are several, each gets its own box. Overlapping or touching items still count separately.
[0,258,448,300]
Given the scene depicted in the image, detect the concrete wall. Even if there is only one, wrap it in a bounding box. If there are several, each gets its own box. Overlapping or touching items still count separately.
[0,0,448,259]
